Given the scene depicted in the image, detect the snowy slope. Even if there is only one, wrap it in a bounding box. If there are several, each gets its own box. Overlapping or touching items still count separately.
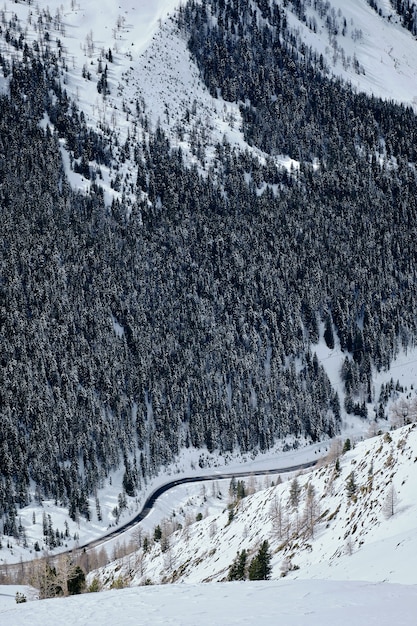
[88,424,417,587]
[2,0,417,185]
[2,425,417,624]
[1,579,417,626]
[285,0,417,109]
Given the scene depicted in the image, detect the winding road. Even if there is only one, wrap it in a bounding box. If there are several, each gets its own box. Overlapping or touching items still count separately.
[0,459,318,578]
[79,459,318,551]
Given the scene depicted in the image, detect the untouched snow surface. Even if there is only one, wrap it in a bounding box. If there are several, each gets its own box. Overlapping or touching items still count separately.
[1,580,417,625]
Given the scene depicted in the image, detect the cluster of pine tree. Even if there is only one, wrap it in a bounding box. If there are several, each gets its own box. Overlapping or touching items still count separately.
[228,540,272,580]
[1,0,417,542]
[389,0,417,35]
[179,0,417,390]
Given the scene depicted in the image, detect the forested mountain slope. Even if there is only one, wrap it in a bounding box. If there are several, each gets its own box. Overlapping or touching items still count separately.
[1,0,417,546]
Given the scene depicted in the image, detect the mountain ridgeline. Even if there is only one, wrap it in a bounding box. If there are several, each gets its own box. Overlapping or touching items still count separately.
[1,0,417,532]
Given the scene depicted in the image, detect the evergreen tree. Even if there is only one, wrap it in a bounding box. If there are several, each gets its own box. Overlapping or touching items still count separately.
[248,540,272,580]
[289,478,301,509]
[342,438,352,453]
[154,525,162,542]
[346,472,357,500]
[228,549,248,581]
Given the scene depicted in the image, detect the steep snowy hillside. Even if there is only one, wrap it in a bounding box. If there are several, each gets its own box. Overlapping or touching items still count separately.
[92,423,417,586]
[0,0,182,202]
[2,0,417,188]
[2,424,417,624]
[134,0,417,173]
[284,0,417,107]
[2,0,417,568]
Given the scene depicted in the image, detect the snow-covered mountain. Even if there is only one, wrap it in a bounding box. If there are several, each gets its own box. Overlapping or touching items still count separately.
[2,1,417,621]
[0,0,417,604]
[3,0,417,191]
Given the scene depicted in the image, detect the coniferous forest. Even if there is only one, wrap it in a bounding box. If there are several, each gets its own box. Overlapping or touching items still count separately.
[1,0,417,535]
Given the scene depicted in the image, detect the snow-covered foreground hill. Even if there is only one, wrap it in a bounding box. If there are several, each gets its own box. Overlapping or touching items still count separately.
[0,424,417,626]
[2,424,417,623]
[90,424,417,587]
[1,579,417,626]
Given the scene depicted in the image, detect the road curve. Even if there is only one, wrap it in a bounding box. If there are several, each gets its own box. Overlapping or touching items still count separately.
[0,459,318,577]
[79,459,318,551]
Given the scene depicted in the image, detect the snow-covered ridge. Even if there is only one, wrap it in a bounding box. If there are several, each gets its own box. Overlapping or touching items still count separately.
[2,0,417,199]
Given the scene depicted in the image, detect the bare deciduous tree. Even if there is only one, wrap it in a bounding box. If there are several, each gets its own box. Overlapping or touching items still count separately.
[270,495,288,540]
[383,484,398,519]
[135,549,146,578]
[209,519,218,539]
[303,483,320,538]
